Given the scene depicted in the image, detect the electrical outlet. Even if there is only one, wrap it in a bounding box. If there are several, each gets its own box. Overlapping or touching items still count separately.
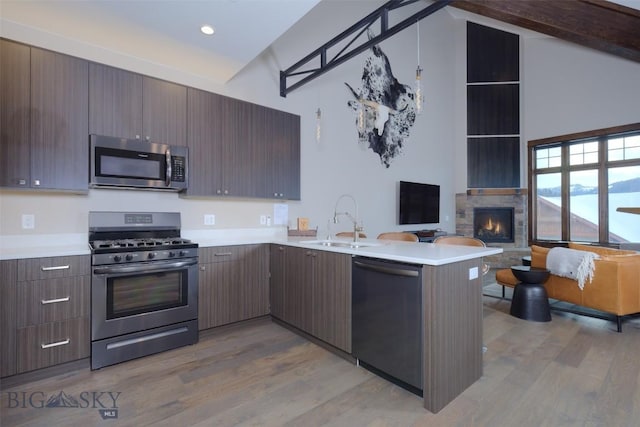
[204,214,215,226]
[260,215,267,225]
[469,267,479,280]
[22,214,35,229]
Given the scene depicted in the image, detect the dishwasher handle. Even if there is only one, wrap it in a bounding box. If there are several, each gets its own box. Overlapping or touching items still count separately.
[353,260,420,278]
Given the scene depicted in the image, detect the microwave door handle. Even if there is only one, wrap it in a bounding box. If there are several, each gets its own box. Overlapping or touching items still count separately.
[165,148,172,187]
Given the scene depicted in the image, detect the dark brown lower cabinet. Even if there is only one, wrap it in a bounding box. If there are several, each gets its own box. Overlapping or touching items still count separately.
[269,245,351,353]
[311,250,351,353]
[1,260,18,377]
[1,255,90,377]
[198,245,269,330]
[16,317,90,373]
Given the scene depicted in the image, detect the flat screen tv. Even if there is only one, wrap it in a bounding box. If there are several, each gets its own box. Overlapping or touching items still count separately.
[399,181,440,225]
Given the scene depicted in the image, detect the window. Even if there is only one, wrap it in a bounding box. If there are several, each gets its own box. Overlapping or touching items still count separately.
[529,123,640,245]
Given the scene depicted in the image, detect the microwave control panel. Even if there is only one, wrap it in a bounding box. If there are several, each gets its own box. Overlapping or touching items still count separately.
[171,156,186,182]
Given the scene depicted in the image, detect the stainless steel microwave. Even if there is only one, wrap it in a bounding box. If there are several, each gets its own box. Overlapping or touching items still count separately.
[90,135,188,191]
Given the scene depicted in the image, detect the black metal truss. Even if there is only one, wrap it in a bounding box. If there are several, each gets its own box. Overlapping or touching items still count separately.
[279,0,451,97]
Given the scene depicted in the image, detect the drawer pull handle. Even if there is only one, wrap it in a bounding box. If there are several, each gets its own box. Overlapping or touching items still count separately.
[41,265,70,272]
[41,296,70,305]
[41,339,70,349]
[214,252,233,257]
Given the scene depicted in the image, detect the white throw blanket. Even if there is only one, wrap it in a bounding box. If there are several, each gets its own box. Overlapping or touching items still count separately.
[547,247,600,290]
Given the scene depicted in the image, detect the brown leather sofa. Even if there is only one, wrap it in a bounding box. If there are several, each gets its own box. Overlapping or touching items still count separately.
[496,243,640,332]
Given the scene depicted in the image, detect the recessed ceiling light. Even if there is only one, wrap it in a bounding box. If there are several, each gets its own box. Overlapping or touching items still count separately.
[200,25,215,36]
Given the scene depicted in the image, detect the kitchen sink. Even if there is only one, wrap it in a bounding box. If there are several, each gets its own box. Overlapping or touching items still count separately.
[300,240,383,249]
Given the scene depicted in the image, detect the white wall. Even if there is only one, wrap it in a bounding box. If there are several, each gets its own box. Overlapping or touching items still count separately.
[2,1,639,241]
[0,0,458,239]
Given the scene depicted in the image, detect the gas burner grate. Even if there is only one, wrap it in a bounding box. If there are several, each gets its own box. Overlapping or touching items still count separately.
[90,238,194,251]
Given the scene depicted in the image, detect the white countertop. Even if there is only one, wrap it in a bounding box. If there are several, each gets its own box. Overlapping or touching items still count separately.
[1,229,502,265]
[280,238,502,266]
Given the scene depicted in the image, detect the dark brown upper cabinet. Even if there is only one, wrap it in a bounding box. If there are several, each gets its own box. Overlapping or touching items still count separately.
[1,40,88,191]
[186,88,251,197]
[262,107,301,200]
[186,88,300,200]
[0,39,30,189]
[89,62,186,145]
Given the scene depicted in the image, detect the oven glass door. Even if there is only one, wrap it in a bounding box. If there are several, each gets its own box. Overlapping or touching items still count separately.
[92,258,198,341]
[107,270,187,319]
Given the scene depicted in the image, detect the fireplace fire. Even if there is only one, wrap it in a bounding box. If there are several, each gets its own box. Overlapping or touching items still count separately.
[474,207,514,243]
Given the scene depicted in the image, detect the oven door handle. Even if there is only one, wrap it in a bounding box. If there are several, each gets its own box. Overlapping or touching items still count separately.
[93,259,197,275]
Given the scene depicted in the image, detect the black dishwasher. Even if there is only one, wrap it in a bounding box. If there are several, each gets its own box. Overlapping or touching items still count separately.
[352,256,423,394]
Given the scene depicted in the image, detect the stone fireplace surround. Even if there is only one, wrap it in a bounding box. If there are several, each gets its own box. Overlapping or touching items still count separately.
[455,189,529,268]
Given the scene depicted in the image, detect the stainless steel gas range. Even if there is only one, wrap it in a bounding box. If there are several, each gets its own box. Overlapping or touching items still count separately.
[89,211,198,370]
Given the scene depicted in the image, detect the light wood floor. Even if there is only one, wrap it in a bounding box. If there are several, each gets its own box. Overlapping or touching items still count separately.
[3,289,640,426]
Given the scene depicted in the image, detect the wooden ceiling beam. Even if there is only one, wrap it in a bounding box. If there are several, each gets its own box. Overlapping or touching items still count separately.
[450,0,640,63]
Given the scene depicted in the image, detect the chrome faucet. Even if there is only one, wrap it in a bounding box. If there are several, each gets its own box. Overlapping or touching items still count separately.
[333,194,363,242]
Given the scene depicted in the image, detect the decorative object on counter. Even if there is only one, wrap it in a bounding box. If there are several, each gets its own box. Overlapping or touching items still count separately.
[297,217,309,231]
[287,227,317,237]
[345,30,417,168]
[377,232,419,242]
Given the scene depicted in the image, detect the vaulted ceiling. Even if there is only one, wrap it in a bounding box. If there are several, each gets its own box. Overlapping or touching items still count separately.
[449,0,640,64]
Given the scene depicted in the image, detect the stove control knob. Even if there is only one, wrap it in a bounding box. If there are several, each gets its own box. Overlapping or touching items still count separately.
[148,252,156,260]
[113,255,122,262]
[168,251,176,258]
[179,250,187,257]
[125,254,133,261]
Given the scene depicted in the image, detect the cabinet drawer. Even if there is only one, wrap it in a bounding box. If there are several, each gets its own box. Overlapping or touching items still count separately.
[16,317,90,373]
[18,255,90,281]
[199,245,244,264]
[17,276,90,327]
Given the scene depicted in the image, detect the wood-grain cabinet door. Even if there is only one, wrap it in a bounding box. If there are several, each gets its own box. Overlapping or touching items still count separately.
[16,275,90,328]
[30,47,88,191]
[198,245,269,329]
[263,108,301,200]
[269,245,287,320]
[16,317,90,374]
[89,62,143,139]
[312,251,352,352]
[0,39,31,189]
[143,76,187,145]
[1,260,18,377]
[186,87,225,196]
[283,247,313,333]
[237,245,269,321]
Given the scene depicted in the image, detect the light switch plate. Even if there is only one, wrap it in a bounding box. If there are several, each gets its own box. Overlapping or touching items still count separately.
[469,266,479,280]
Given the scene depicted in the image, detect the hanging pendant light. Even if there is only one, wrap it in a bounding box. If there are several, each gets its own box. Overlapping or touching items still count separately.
[315,108,322,143]
[415,21,423,115]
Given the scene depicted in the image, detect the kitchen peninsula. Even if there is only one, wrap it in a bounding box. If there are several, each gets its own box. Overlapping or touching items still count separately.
[0,233,501,413]
[282,238,502,413]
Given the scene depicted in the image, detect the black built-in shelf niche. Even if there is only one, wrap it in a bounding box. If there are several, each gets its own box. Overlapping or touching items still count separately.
[466,22,520,188]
